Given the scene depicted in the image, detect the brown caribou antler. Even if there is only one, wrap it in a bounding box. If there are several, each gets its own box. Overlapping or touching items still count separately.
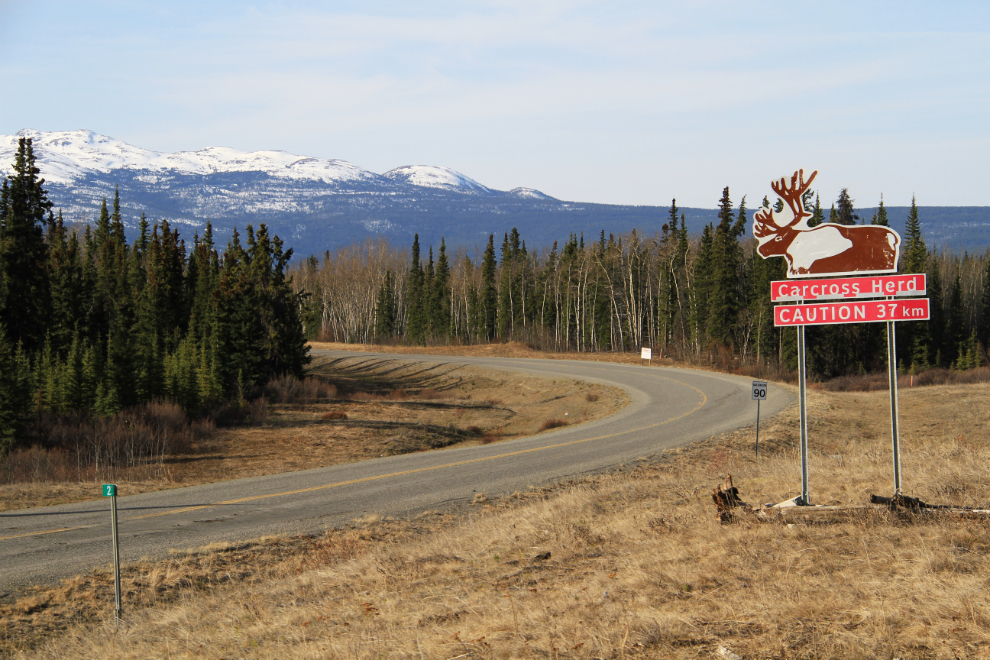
[769,169,817,230]
[752,206,779,239]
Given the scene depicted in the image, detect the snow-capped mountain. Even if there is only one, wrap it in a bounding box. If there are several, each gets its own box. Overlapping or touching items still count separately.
[0,129,615,254]
[2,129,452,189]
[2,129,984,254]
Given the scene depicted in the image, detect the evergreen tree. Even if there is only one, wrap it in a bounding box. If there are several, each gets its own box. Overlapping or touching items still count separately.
[423,246,436,338]
[945,273,965,365]
[433,238,452,340]
[498,233,515,341]
[374,270,397,341]
[690,224,714,353]
[902,197,926,273]
[659,200,680,345]
[406,234,425,344]
[898,198,928,366]
[809,194,824,227]
[921,252,943,367]
[706,188,742,348]
[246,224,310,382]
[480,234,497,340]
[46,210,82,353]
[0,138,52,351]
[872,195,889,226]
[835,189,858,225]
[0,327,31,452]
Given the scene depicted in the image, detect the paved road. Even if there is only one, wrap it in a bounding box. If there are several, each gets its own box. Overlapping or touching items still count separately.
[0,351,793,593]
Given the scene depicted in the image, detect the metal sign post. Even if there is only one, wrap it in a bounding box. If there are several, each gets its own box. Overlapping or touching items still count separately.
[103,483,122,623]
[752,381,767,458]
[796,324,810,505]
[886,318,902,493]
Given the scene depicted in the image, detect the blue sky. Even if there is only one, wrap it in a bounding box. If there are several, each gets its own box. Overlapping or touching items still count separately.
[1,1,987,208]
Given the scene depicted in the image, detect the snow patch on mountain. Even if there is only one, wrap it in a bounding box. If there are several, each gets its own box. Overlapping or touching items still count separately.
[508,187,554,200]
[383,165,492,195]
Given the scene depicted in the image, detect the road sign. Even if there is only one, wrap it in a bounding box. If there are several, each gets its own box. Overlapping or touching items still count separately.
[752,381,767,458]
[640,347,652,360]
[775,298,929,327]
[752,381,767,400]
[771,274,926,302]
[752,169,901,279]
[102,484,117,497]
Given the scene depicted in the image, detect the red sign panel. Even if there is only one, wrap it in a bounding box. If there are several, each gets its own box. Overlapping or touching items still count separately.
[771,274,926,302]
[775,299,930,327]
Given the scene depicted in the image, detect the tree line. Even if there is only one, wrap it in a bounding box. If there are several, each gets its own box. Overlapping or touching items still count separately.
[294,187,990,377]
[0,138,309,453]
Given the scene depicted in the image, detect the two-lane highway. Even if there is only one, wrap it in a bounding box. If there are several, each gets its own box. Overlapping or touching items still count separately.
[0,351,793,592]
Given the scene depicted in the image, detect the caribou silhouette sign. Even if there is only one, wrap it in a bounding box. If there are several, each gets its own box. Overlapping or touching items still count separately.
[753,169,901,278]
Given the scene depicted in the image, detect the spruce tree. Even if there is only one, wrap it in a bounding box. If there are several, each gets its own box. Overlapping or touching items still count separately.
[433,238,451,340]
[945,273,965,365]
[872,195,889,226]
[406,235,425,344]
[0,138,52,351]
[46,210,82,353]
[0,326,28,452]
[498,233,513,339]
[374,270,397,341]
[246,224,310,382]
[902,197,926,273]
[707,188,741,349]
[809,194,824,227]
[691,224,714,353]
[835,189,859,225]
[480,234,498,340]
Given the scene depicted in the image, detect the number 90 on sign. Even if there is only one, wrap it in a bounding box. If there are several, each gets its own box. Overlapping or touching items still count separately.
[752,381,767,401]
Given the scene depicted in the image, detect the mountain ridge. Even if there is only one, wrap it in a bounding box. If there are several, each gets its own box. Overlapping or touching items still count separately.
[3,129,989,257]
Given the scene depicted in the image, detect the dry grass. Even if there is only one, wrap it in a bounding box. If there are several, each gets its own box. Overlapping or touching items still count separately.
[0,359,625,511]
[6,382,990,658]
[538,418,570,432]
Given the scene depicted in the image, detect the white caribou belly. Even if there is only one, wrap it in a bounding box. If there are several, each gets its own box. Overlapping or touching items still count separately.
[789,227,852,271]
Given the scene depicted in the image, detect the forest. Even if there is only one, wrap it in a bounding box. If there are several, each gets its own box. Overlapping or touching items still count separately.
[0,137,309,459]
[2,135,988,469]
[293,186,989,380]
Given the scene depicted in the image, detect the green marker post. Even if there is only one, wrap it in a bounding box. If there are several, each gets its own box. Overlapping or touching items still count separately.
[103,484,122,622]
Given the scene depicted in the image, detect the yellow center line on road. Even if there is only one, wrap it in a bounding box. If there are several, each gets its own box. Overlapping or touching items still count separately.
[1,375,707,541]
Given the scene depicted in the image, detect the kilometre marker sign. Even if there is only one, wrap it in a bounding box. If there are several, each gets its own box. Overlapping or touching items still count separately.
[775,298,930,327]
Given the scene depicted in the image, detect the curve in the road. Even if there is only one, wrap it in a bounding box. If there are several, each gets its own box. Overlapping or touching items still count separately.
[0,352,794,591]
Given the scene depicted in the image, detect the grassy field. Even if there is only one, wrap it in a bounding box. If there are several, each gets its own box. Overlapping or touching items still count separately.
[3,351,990,658]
